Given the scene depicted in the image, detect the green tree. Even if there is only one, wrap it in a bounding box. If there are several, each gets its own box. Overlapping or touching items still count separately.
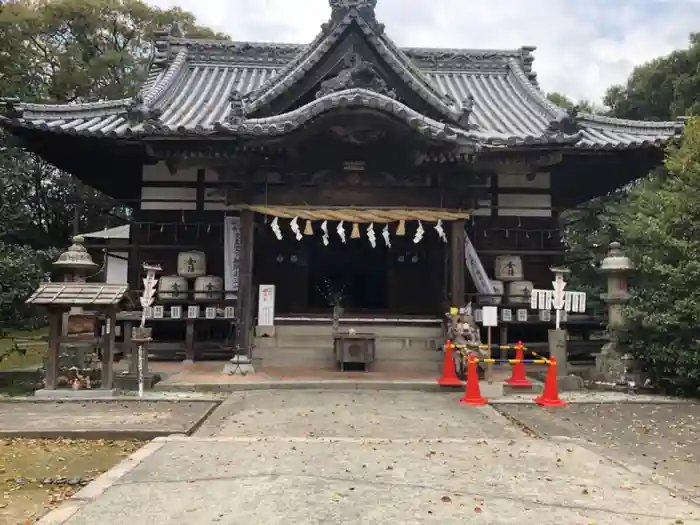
[617,118,700,394]
[0,0,225,326]
[560,193,627,310]
[546,92,599,114]
[0,243,57,329]
[561,33,699,323]
[604,33,700,120]
[0,0,228,102]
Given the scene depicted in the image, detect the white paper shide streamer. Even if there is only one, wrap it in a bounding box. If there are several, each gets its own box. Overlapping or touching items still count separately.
[434,220,447,243]
[382,224,391,247]
[270,217,283,240]
[413,220,424,244]
[367,222,376,248]
[321,220,330,246]
[336,220,346,243]
[290,216,303,241]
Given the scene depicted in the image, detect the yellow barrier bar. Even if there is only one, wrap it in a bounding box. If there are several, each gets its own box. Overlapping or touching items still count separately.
[453,344,529,351]
[464,358,550,365]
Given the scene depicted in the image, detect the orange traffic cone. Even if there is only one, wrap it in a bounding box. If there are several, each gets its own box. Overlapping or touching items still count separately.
[437,340,462,387]
[534,358,567,407]
[505,340,533,388]
[459,353,487,406]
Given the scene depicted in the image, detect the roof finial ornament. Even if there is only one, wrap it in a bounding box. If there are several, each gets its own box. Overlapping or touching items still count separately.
[169,22,186,38]
[226,89,247,125]
[126,95,162,123]
[0,98,23,119]
[546,106,580,136]
[328,0,379,28]
[458,95,475,127]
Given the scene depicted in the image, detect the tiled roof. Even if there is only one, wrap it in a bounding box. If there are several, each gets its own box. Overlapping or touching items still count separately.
[26,283,128,306]
[0,2,684,151]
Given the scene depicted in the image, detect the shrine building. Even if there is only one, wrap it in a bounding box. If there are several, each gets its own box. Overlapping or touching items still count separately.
[0,0,684,372]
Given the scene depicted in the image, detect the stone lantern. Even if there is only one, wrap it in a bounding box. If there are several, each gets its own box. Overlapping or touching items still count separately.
[595,241,635,383]
[53,236,99,331]
[26,235,128,396]
[53,236,99,283]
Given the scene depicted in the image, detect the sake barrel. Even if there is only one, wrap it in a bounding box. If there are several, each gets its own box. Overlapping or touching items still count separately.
[158,275,188,301]
[494,255,524,281]
[506,280,534,304]
[194,275,223,301]
[481,280,504,305]
[177,250,206,278]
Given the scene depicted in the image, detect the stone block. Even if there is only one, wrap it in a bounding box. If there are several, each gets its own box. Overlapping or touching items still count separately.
[115,373,159,391]
[548,329,568,376]
[557,375,585,392]
[255,326,276,337]
[222,355,255,376]
[34,388,118,399]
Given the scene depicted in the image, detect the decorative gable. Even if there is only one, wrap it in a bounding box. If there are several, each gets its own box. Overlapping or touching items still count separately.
[240,0,467,125]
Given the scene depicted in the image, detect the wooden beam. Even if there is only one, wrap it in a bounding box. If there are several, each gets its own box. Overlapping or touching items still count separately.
[450,220,466,308]
[238,209,255,356]
[227,185,472,209]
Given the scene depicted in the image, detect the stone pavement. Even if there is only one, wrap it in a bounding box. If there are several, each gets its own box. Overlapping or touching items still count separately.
[496,402,700,501]
[36,391,700,524]
[194,390,523,438]
[0,400,219,439]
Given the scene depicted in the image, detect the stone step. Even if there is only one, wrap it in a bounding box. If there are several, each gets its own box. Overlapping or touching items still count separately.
[255,341,440,360]
[254,336,333,350]
[254,346,333,361]
[258,357,337,371]
[273,323,443,338]
[255,345,440,360]
[371,360,442,374]
[255,334,443,352]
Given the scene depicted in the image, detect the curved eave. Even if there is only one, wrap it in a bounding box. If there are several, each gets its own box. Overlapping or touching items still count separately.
[242,8,460,123]
[1,113,136,140]
[499,57,685,151]
[217,88,468,143]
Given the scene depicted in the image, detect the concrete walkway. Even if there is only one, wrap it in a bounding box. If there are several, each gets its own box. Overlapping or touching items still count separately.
[0,400,220,439]
[37,391,700,524]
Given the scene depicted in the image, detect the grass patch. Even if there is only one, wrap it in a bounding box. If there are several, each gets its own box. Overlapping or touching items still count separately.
[0,328,48,372]
[0,438,143,524]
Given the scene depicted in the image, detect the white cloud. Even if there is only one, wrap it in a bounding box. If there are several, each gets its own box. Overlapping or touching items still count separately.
[145,0,700,103]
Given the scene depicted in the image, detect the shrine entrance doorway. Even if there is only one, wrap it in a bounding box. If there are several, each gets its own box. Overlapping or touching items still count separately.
[254,222,447,317]
[307,236,389,313]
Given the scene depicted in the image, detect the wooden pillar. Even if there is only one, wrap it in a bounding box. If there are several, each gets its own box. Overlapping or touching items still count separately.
[45,311,62,390]
[101,309,116,390]
[238,209,255,356]
[449,220,466,307]
[128,221,140,298]
[124,319,136,374]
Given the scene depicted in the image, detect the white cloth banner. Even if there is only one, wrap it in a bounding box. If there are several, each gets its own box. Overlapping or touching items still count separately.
[224,216,241,299]
[464,233,495,295]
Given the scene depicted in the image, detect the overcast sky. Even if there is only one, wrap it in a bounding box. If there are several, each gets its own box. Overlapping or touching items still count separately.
[145,0,700,104]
